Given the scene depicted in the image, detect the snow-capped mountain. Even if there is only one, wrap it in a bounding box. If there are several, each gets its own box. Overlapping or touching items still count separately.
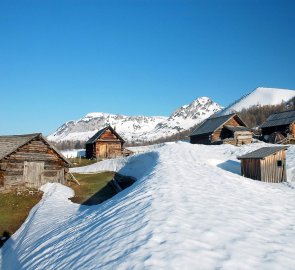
[218,87,295,116]
[47,97,222,144]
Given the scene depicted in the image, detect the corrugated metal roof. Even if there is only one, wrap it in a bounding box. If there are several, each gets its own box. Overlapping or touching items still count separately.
[0,133,71,164]
[237,146,288,159]
[224,125,251,132]
[190,113,237,136]
[260,110,295,128]
[86,126,125,144]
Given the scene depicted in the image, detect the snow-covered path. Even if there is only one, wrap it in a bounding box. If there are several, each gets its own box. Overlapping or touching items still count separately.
[1,143,295,270]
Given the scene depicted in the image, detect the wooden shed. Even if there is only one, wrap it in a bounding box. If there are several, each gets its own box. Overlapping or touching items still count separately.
[0,133,71,192]
[237,146,288,183]
[190,113,252,145]
[260,110,295,144]
[86,126,125,159]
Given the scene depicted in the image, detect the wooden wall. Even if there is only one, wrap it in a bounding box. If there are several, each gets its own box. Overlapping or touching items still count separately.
[241,159,261,180]
[260,150,286,182]
[241,150,287,183]
[86,128,124,159]
[290,122,295,136]
[212,116,245,142]
[0,137,69,191]
[190,134,211,145]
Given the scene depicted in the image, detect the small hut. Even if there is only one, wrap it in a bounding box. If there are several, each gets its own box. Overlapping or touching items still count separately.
[0,133,71,192]
[237,146,288,183]
[86,126,125,159]
[190,113,252,145]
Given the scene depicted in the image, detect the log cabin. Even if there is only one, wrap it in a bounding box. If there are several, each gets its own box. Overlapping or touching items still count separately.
[260,110,295,143]
[189,113,252,145]
[237,146,288,182]
[0,133,71,192]
[86,126,125,159]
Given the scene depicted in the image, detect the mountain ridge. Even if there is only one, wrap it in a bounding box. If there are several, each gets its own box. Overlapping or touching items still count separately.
[48,97,222,144]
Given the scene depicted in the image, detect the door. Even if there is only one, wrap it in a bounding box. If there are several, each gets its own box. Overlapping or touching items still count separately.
[99,144,108,158]
[23,161,44,189]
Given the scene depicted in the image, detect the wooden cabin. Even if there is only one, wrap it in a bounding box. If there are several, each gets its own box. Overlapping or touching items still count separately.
[260,110,295,144]
[0,133,71,192]
[86,126,125,159]
[237,146,288,183]
[189,113,252,145]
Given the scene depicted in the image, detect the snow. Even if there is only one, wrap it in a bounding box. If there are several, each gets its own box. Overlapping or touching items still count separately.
[47,97,221,144]
[219,87,295,115]
[1,142,295,269]
[61,149,85,158]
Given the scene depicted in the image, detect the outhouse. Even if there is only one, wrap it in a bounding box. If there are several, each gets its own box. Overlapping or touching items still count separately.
[237,146,288,183]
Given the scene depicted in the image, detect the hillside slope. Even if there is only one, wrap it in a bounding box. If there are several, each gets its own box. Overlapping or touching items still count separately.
[1,143,295,269]
[219,87,295,115]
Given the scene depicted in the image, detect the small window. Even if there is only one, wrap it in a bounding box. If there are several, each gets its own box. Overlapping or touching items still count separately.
[277,160,283,167]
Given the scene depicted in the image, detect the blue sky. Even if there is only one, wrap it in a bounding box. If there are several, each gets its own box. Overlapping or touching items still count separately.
[0,0,295,135]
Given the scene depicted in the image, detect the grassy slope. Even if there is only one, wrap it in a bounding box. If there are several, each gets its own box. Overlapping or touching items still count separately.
[70,172,116,205]
[0,192,42,238]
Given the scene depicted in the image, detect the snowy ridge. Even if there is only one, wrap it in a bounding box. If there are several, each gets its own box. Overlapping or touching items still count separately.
[1,142,295,269]
[218,87,295,116]
[48,97,221,143]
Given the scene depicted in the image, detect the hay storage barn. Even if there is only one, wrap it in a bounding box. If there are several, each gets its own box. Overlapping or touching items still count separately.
[86,126,125,159]
[237,146,288,183]
[260,110,295,143]
[189,113,252,145]
[0,133,71,192]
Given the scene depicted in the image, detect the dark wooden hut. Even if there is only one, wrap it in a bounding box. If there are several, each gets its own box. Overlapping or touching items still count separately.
[237,146,288,183]
[0,133,71,192]
[260,110,295,143]
[86,126,125,159]
[189,113,252,145]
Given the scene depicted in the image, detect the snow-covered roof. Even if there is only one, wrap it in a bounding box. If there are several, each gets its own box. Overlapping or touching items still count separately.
[237,146,288,159]
[260,110,295,129]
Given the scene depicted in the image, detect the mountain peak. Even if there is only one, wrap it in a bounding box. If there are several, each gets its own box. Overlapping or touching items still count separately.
[48,96,222,144]
[218,87,295,116]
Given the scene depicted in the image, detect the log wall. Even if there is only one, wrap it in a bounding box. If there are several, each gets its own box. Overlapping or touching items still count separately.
[0,138,69,191]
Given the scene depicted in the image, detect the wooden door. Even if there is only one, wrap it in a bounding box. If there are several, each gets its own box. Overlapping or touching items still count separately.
[23,161,44,189]
[56,169,65,184]
[100,144,107,158]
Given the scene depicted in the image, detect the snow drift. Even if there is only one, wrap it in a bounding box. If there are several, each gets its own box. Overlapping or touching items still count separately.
[1,143,295,270]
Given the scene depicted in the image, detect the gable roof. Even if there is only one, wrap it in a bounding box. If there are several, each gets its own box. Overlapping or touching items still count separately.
[190,113,246,137]
[86,126,125,144]
[260,110,295,129]
[237,146,288,159]
[0,133,70,165]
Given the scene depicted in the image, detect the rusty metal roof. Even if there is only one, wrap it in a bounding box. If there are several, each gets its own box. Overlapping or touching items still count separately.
[237,146,288,159]
[260,110,295,128]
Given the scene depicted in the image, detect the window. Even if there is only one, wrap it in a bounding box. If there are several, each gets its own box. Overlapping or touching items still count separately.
[277,160,283,167]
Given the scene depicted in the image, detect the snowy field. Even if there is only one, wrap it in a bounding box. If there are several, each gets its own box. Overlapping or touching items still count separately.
[1,142,295,269]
